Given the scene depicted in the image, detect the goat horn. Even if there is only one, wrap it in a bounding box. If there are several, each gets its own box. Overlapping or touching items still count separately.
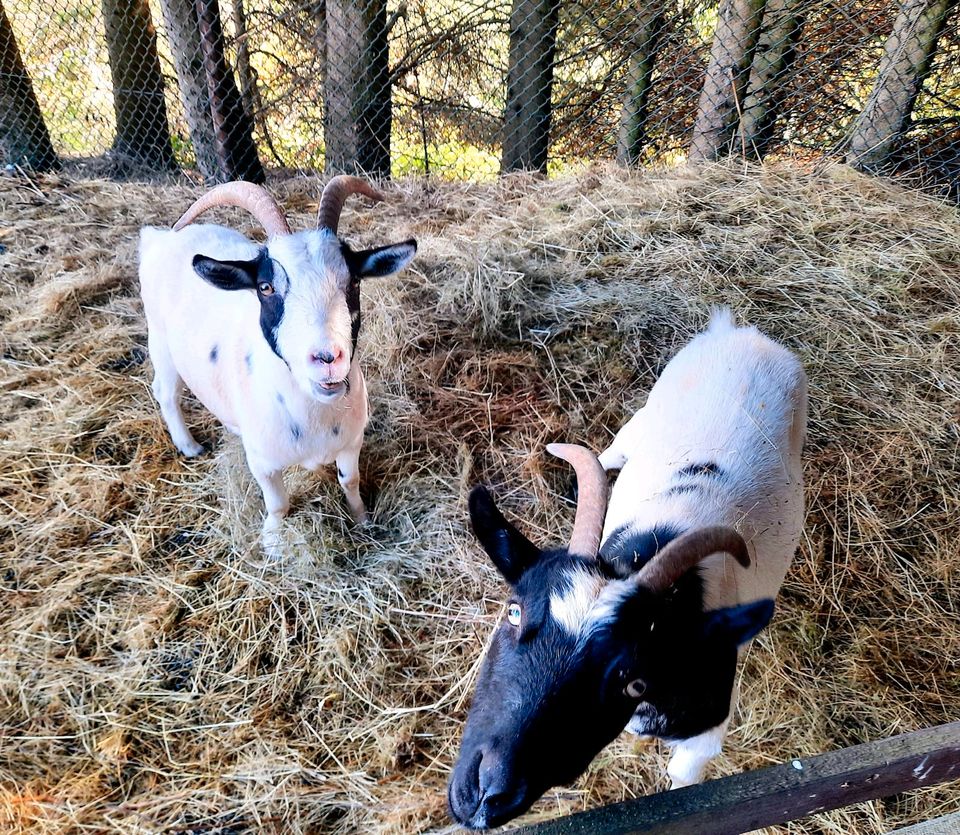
[173,182,291,237]
[634,526,750,594]
[546,443,608,559]
[317,175,384,234]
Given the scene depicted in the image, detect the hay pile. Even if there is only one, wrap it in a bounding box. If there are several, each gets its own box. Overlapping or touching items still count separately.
[1,162,958,834]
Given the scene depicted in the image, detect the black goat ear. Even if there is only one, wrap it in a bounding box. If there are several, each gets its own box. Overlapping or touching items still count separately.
[704,599,775,646]
[345,240,417,279]
[192,253,262,291]
[468,485,541,585]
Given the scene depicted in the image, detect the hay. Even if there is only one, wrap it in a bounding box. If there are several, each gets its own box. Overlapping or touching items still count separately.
[1,161,959,834]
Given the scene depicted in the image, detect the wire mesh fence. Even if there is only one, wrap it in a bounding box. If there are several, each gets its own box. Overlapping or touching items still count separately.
[2,0,958,191]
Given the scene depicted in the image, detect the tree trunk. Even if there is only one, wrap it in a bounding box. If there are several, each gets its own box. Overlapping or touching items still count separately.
[323,0,391,176]
[0,0,59,171]
[501,0,560,173]
[847,0,958,172]
[195,0,265,182]
[689,0,767,161]
[158,0,220,180]
[737,0,803,159]
[231,0,282,165]
[102,0,177,170]
[616,10,665,167]
[230,0,255,123]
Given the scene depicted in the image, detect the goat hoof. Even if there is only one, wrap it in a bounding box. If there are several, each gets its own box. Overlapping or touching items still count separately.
[177,440,206,458]
[261,524,285,559]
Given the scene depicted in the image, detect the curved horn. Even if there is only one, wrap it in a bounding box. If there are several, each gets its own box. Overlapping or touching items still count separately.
[546,443,608,559]
[173,182,291,237]
[317,175,384,234]
[635,526,750,594]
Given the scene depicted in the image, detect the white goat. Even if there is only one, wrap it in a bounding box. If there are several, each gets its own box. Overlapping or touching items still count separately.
[139,178,416,548]
[597,307,807,787]
[449,309,806,829]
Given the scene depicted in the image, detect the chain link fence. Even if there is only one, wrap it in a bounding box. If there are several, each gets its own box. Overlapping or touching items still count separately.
[2,0,958,191]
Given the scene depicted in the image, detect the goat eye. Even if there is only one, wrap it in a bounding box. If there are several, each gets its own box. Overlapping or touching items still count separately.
[625,679,646,699]
[258,282,274,296]
[507,603,522,627]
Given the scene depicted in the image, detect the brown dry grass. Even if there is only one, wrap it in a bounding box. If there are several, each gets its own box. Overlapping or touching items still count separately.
[1,162,959,834]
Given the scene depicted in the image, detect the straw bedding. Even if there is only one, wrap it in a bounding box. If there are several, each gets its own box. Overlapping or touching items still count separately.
[1,162,958,834]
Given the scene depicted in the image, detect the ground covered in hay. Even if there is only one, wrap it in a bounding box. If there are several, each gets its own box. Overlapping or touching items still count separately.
[1,163,959,834]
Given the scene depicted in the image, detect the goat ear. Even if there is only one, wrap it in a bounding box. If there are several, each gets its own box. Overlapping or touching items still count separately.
[468,485,540,585]
[192,253,261,291]
[346,239,417,279]
[704,599,775,646]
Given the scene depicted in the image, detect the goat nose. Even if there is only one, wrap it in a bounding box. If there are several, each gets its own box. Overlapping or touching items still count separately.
[311,349,341,365]
[477,749,509,800]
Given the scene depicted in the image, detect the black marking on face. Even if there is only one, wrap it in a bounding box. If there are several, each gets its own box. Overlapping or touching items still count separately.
[209,344,219,364]
[245,352,252,373]
[599,523,684,578]
[345,278,361,353]
[332,424,340,437]
[676,461,724,479]
[290,423,302,442]
[339,243,363,356]
[256,256,286,359]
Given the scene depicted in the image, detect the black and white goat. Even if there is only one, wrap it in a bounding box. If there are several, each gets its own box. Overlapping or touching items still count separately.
[139,178,416,548]
[448,310,807,829]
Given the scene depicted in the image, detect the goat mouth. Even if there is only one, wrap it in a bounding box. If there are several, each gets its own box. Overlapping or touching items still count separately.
[311,379,347,399]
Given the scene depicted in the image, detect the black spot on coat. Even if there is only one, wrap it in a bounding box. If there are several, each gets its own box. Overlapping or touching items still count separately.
[600,524,685,577]
[209,344,219,363]
[675,462,724,479]
[663,483,705,498]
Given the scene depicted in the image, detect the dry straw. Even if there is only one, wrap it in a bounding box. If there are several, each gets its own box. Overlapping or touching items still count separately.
[1,161,958,833]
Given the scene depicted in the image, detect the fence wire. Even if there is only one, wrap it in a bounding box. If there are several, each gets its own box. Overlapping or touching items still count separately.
[1,0,958,192]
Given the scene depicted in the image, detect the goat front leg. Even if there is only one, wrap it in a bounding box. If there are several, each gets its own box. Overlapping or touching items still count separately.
[246,453,290,551]
[335,444,367,525]
[666,714,730,789]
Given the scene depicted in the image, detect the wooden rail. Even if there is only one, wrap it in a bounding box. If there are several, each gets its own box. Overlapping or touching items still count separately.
[507,722,960,835]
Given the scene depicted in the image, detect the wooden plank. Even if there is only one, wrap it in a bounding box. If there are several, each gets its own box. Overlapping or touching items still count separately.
[888,811,960,834]
[507,722,960,835]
